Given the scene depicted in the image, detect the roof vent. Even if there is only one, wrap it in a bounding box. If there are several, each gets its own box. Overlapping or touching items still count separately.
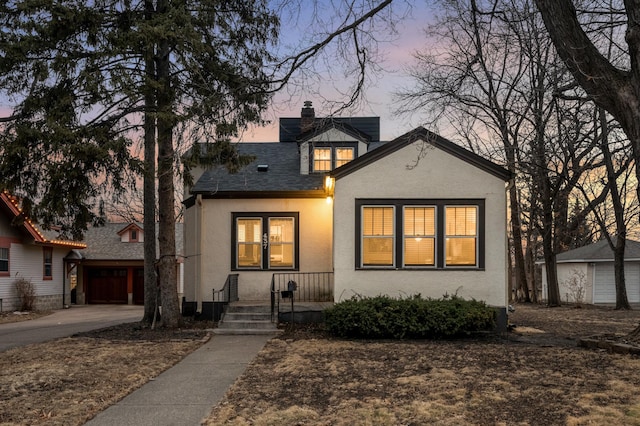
[257,164,269,172]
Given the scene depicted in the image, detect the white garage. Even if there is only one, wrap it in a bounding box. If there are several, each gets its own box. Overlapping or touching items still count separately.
[541,239,640,305]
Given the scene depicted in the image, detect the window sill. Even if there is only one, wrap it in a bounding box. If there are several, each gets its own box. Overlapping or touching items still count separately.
[356,267,485,271]
[43,277,53,281]
[232,268,300,272]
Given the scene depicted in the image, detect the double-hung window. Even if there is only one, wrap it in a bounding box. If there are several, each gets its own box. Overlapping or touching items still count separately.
[43,246,53,279]
[362,206,394,266]
[335,148,355,168]
[313,148,332,172]
[445,206,478,266]
[233,213,298,270]
[0,247,8,275]
[404,207,436,267]
[357,200,483,269]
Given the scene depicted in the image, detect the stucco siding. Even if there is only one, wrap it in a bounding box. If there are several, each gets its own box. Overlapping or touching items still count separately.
[190,197,332,303]
[307,129,360,143]
[333,139,508,307]
[183,204,199,301]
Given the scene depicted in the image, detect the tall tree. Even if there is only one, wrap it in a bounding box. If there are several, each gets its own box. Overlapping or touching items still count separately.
[397,0,604,305]
[0,0,395,327]
[534,1,640,200]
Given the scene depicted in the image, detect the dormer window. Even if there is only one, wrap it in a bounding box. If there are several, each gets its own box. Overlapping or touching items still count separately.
[313,146,354,172]
[130,229,138,242]
[336,147,354,168]
[313,148,332,172]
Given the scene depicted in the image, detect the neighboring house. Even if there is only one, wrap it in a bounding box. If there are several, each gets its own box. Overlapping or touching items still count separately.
[541,239,640,304]
[183,102,511,321]
[66,222,184,305]
[0,192,85,311]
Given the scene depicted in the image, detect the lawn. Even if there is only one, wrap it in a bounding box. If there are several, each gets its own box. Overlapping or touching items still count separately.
[1,304,640,425]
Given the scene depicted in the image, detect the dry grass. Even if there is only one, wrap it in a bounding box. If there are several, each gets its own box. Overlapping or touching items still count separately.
[0,329,208,425]
[204,304,640,426]
[0,310,51,324]
[2,304,640,425]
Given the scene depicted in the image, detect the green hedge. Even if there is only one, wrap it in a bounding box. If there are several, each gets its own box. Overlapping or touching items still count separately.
[323,294,496,339]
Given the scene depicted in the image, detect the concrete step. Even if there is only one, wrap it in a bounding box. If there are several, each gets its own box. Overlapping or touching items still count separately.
[225,304,272,314]
[214,302,279,335]
[212,328,283,335]
[223,312,271,321]
[217,319,276,330]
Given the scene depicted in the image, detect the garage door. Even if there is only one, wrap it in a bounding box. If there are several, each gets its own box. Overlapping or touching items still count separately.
[87,268,128,304]
[594,263,640,303]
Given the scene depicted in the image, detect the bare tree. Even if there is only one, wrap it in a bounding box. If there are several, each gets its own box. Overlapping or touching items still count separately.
[397,0,606,305]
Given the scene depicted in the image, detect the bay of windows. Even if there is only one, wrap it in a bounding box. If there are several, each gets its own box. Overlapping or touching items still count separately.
[357,200,483,269]
[233,213,298,270]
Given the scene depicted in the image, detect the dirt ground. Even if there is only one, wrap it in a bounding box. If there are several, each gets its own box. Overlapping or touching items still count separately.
[2,304,640,425]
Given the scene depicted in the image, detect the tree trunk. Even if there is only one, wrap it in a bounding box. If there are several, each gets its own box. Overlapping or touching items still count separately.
[509,181,531,303]
[142,0,158,325]
[155,0,181,328]
[543,238,561,306]
[613,235,630,310]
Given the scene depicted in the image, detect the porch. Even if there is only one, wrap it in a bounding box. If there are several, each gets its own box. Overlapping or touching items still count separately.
[182,271,334,325]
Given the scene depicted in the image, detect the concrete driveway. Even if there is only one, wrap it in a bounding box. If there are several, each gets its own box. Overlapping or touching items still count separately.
[0,305,143,352]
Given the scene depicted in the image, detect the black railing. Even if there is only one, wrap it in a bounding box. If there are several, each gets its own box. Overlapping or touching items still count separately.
[213,273,239,303]
[270,272,333,321]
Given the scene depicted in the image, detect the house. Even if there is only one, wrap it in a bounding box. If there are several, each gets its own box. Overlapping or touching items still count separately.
[66,222,184,305]
[541,239,640,304]
[182,102,511,323]
[0,192,85,311]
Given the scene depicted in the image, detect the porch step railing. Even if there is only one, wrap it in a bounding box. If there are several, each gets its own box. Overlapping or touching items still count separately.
[207,273,239,321]
[270,272,333,321]
[213,273,239,303]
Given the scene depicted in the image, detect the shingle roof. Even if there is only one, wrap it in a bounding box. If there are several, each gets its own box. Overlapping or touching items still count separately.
[279,117,380,142]
[190,143,325,195]
[296,120,373,143]
[72,223,183,260]
[556,239,640,262]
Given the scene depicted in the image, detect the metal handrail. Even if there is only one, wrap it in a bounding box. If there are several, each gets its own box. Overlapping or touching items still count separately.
[213,273,239,303]
[270,272,333,321]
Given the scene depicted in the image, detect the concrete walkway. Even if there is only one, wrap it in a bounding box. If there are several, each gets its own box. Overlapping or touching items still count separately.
[85,334,272,426]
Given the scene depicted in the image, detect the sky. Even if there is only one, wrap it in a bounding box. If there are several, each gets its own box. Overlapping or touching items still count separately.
[239,0,434,143]
[0,1,435,144]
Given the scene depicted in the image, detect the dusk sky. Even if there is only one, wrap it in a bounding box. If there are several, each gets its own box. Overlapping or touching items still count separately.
[240,0,435,142]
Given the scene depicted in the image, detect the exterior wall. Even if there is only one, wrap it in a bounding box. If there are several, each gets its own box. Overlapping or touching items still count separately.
[183,199,199,302]
[333,140,508,308]
[185,197,332,305]
[554,263,592,304]
[0,243,68,311]
[307,129,359,143]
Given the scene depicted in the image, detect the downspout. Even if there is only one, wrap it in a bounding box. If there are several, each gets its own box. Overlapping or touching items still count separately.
[195,194,203,311]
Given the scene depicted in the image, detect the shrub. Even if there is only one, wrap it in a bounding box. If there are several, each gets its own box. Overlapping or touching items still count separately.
[324,294,496,339]
[14,277,36,311]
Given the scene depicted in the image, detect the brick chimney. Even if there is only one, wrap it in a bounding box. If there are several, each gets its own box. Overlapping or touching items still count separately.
[300,101,315,133]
